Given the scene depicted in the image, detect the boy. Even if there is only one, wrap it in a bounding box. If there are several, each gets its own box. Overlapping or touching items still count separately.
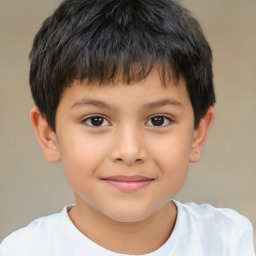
[0,0,255,255]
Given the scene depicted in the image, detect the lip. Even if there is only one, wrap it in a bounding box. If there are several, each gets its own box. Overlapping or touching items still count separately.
[101,175,154,192]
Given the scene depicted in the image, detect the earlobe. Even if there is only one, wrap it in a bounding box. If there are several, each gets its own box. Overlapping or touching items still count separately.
[30,106,61,163]
[189,107,215,163]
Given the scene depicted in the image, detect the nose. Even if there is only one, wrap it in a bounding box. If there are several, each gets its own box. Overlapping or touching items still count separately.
[110,125,148,166]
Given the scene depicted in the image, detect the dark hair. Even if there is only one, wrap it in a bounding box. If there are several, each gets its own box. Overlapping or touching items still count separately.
[30,0,215,131]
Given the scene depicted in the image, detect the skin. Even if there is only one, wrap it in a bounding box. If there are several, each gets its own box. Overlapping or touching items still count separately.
[31,69,214,254]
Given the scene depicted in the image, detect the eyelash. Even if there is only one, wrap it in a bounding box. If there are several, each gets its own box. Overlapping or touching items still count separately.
[145,115,173,127]
[82,115,110,127]
[82,114,173,127]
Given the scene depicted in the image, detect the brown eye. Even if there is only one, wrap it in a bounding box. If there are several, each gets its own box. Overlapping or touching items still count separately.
[84,116,109,127]
[146,115,172,127]
[151,116,165,126]
[91,116,104,126]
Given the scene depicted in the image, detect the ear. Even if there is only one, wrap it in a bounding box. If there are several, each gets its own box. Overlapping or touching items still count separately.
[30,106,61,163]
[189,107,215,163]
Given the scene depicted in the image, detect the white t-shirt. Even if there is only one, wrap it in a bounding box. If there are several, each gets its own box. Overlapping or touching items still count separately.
[0,201,255,256]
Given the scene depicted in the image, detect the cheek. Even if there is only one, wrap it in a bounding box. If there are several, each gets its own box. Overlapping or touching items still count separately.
[150,133,192,180]
[153,140,190,198]
[58,133,108,183]
[152,131,192,160]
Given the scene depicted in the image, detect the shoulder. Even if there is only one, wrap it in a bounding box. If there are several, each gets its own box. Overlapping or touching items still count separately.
[175,200,251,224]
[0,206,70,256]
[173,200,255,255]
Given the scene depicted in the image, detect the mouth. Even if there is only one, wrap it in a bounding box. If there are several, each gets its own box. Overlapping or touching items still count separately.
[101,175,154,192]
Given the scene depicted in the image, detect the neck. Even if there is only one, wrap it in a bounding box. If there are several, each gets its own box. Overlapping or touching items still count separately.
[68,198,177,255]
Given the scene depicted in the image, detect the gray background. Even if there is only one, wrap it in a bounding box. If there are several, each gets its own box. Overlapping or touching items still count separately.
[0,0,255,244]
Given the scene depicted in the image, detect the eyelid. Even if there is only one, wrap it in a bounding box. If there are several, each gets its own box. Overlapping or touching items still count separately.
[145,114,174,127]
[82,114,111,127]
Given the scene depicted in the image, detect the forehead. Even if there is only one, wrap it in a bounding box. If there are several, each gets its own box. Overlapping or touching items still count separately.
[68,64,180,88]
[59,69,191,111]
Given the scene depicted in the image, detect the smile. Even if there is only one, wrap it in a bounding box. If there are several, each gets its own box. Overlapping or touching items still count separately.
[101,175,154,192]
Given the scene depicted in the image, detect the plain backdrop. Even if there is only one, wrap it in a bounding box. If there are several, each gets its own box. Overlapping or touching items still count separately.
[0,0,255,243]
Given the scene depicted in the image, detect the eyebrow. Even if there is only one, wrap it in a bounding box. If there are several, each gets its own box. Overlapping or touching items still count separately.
[71,98,183,110]
[71,99,113,109]
[143,99,183,109]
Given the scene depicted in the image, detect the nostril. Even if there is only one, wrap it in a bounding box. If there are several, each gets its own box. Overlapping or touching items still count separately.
[110,145,148,165]
[114,156,145,165]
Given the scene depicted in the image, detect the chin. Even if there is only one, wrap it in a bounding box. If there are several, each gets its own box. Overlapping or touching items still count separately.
[103,205,156,223]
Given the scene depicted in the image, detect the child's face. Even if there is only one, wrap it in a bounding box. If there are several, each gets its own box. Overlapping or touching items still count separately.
[36,69,212,223]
